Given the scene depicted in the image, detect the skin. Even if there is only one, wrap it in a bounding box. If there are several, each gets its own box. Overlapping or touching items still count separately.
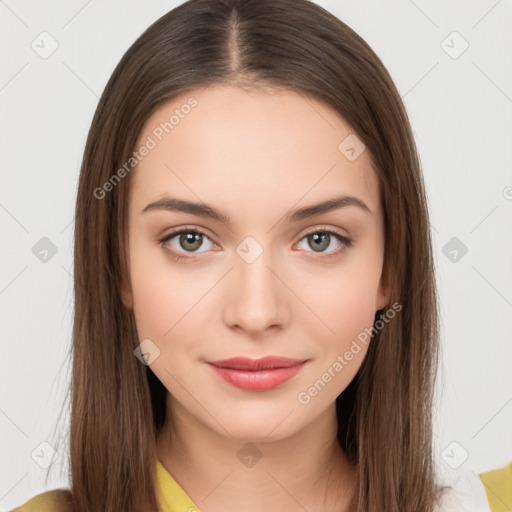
[121,84,391,512]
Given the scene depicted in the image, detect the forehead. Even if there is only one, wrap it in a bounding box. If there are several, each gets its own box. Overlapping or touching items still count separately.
[129,84,380,221]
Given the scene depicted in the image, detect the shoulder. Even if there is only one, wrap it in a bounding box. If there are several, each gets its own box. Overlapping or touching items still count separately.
[479,461,512,511]
[435,465,492,512]
[10,488,73,512]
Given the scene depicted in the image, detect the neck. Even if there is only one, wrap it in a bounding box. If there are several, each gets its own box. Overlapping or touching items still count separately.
[156,394,357,512]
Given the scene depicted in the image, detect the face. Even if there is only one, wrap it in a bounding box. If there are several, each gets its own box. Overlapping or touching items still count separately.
[122,84,390,441]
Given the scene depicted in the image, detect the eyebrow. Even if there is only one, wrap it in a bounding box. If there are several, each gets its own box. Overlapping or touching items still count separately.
[141,194,372,223]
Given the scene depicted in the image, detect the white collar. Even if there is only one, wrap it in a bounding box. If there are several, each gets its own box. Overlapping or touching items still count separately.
[435,465,491,512]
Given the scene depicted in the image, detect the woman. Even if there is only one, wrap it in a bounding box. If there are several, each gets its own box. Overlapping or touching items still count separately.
[11,0,511,511]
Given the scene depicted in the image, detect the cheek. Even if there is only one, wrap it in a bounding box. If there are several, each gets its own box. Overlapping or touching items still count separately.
[307,287,376,376]
[132,281,171,339]
[129,243,190,340]
[298,253,383,345]
[295,281,378,406]
[129,243,219,349]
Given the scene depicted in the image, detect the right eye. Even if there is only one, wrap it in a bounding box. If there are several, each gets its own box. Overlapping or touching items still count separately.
[158,227,217,260]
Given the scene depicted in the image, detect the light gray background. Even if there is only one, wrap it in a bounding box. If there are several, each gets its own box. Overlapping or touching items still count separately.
[1,0,511,509]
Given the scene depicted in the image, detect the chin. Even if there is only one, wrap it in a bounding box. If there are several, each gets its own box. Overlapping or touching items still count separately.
[217,409,302,442]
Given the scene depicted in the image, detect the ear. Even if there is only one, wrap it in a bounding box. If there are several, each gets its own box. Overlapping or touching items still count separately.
[375,263,392,312]
[120,273,133,310]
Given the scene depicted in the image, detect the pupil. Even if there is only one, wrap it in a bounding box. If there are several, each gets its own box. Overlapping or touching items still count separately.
[181,232,202,251]
[310,233,329,252]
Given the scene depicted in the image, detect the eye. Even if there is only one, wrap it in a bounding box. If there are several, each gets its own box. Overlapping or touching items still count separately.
[158,226,353,262]
[295,228,352,258]
[158,227,216,260]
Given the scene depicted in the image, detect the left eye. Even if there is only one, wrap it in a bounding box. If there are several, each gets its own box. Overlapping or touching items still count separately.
[296,230,352,256]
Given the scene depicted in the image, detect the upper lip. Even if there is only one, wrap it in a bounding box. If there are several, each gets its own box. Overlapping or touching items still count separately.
[207,356,307,371]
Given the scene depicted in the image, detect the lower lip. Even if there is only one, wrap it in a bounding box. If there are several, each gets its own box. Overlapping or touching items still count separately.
[207,362,306,391]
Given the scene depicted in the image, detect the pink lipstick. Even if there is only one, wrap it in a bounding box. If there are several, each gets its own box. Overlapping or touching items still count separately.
[206,356,307,391]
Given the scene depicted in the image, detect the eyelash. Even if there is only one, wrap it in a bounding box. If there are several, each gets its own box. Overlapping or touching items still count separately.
[158,226,353,262]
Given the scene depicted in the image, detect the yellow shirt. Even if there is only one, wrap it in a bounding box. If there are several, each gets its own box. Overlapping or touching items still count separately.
[479,461,512,512]
[156,459,201,512]
[9,460,512,512]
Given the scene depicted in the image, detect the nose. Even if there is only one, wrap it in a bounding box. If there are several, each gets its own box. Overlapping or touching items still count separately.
[222,245,289,336]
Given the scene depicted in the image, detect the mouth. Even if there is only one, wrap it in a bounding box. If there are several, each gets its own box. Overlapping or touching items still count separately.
[206,356,308,391]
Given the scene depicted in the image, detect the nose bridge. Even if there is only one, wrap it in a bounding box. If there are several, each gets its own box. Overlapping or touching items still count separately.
[223,235,287,333]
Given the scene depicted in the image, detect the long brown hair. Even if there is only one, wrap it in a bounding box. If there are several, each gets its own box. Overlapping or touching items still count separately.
[50,0,442,510]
